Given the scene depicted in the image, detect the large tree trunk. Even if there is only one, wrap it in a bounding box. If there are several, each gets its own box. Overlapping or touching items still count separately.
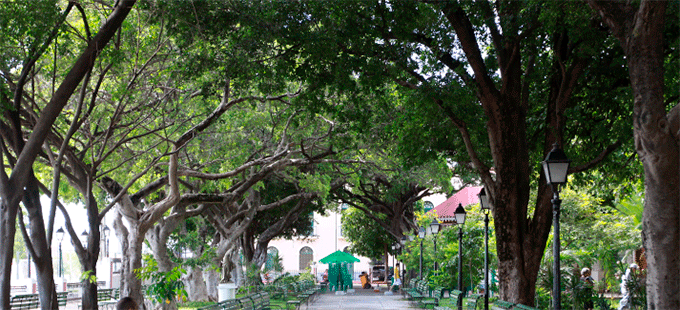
[439,3,568,305]
[0,196,20,309]
[587,2,679,309]
[147,224,178,310]
[76,181,103,310]
[625,7,679,309]
[122,232,146,308]
[205,269,220,301]
[80,258,98,310]
[184,267,210,302]
[23,176,59,310]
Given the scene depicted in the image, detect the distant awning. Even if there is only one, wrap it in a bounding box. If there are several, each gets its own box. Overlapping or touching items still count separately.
[319,250,360,264]
[430,186,482,224]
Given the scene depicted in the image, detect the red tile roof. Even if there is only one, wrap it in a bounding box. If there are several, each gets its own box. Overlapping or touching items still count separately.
[429,186,482,223]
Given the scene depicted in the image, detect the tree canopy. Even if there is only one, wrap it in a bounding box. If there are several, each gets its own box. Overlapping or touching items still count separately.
[1,1,678,308]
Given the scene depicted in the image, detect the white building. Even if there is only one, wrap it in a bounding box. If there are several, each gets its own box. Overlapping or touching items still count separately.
[267,210,372,281]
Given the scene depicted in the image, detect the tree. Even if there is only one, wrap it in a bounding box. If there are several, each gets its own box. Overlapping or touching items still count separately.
[334,171,432,240]
[240,175,328,270]
[0,1,137,308]
[99,85,307,307]
[225,1,639,304]
[341,207,397,260]
[586,1,680,308]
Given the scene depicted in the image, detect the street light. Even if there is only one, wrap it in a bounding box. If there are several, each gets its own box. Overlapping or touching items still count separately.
[542,142,571,310]
[102,225,110,257]
[429,218,441,273]
[478,188,492,310]
[454,203,467,310]
[391,243,401,274]
[56,227,64,278]
[398,236,407,273]
[418,227,426,279]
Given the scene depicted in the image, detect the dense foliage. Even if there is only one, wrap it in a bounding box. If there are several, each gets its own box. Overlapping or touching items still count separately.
[0,0,677,308]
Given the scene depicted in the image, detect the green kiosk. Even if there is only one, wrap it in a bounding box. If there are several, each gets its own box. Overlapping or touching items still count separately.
[319,250,360,292]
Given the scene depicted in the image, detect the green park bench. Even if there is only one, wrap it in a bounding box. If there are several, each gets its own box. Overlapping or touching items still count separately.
[286,281,315,310]
[408,280,430,305]
[57,292,67,308]
[403,278,419,298]
[197,299,241,310]
[434,289,464,310]
[9,294,39,310]
[247,291,283,310]
[513,303,539,310]
[464,294,483,310]
[237,295,256,310]
[9,292,68,310]
[491,300,515,310]
[419,286,444,309]
[79,288,120,309]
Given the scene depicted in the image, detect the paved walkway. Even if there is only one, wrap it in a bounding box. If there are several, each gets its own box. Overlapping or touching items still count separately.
[63,286,416,310]
[303,287,417,310]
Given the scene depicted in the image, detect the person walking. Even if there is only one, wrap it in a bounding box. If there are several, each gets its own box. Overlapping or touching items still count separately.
[618,263,639,310]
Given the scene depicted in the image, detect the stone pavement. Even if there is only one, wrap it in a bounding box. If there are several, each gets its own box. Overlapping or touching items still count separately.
[63,286,417,310]
[303,286,418,310]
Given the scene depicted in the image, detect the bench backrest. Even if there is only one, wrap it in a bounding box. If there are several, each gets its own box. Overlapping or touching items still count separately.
[431,287,444,301]
[98,288,117,301]
[450,289,464,309]
[408,278,418,288]
[491,300,515,310]
[513,304,539,310]
[9,292,68,309]
[464,294,483,310]
[250,291,270,309]
[223,299,242,310]
[416,280,429,296]
[197,299,241,310]
[237,295,255,310]
[9,294,39,310]
[57,292,68,307]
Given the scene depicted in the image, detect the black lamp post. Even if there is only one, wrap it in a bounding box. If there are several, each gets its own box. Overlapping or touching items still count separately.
[454,203,467,310]
[391,243,400,274]
[406,235,414,280]
[542,142,571,310]
[399,237,406,267]
[56,227,64,278]
[102,225,110,258]
[478,188,492,310]
[429,219,441,273]
[418,227,425,279]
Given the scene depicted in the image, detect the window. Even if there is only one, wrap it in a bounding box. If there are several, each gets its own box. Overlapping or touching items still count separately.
[299,246,314,270]
[424,201,434,212]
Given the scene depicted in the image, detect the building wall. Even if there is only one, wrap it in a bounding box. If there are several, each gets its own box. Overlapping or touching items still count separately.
[267,210,373,280]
